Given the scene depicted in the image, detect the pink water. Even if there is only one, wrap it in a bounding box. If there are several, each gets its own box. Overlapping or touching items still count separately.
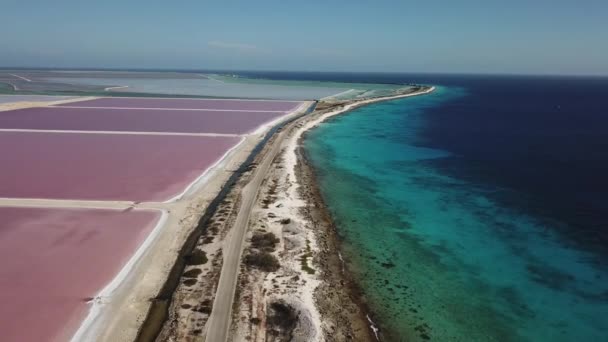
[0,132,240,201]
[0,207,160,342]
[57,97,302,111]
[0,107,284,134]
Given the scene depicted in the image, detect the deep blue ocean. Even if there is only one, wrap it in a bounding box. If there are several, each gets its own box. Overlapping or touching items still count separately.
[251,72,608,340]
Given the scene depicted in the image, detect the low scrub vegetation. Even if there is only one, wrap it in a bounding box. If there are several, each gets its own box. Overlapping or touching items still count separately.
[300,239,315,274]
[244,251,280,272]
[185,249,208,265]
[266,301,298,337]
[251,232,280,251]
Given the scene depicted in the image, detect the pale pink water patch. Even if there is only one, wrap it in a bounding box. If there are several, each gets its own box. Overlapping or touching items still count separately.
[56,97,302,111]
[0,132,241,202]
[0,207,160,342]
[0,107,284,134]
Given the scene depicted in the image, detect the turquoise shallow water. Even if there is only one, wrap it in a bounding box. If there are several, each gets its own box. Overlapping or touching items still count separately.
[305,87,608,341]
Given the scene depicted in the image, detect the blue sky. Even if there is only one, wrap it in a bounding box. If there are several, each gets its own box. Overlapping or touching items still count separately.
[1,0,606,75]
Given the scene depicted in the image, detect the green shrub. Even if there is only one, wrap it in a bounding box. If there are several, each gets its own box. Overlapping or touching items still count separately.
[251,232,280,251]
[244,252,280,272]
[185,249,208,265]
[267,302,298,330]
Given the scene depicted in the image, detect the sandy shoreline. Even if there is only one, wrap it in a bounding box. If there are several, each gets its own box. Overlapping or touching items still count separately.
[285,86,436,340]
[70,210,169,342]
[220,86,434,341]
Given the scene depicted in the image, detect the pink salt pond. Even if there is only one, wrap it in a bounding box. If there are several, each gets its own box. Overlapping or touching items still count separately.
[0,107,285,134]
[0,207,161,342]
[0,132,241,202]
[56,97,302,112]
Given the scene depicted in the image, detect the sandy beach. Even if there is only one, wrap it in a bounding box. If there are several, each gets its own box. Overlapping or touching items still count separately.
[227,86,435,341]
[0,96,96,112]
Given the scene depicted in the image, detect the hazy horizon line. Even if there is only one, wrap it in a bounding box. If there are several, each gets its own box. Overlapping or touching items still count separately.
[1,66,607,78]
